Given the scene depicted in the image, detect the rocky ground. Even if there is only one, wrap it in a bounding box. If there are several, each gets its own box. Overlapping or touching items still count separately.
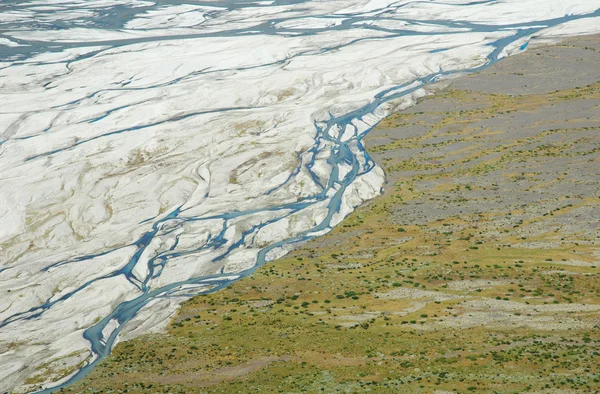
[55,35,600,394]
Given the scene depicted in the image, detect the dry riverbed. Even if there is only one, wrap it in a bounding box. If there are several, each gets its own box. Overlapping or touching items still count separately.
[57,35,600,394]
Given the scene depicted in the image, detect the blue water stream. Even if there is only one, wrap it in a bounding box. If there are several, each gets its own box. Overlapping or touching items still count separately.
[0,1,599,392]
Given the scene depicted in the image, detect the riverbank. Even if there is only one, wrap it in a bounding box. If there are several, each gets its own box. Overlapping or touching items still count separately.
[42,34,600,393]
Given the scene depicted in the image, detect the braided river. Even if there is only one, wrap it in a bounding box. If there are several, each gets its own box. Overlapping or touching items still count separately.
[1,0,599,392]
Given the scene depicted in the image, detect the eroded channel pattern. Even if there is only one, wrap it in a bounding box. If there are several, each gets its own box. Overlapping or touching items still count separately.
[0,0,599,392]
